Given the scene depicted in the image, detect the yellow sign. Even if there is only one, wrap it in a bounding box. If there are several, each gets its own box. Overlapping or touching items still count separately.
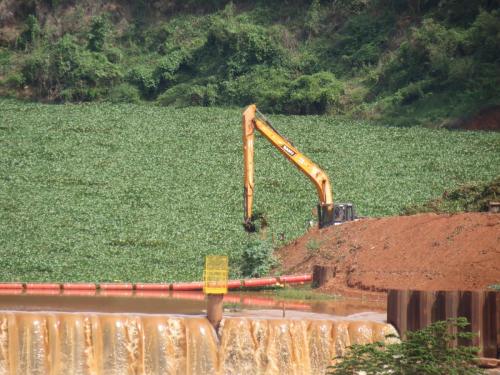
[203,255,228,294]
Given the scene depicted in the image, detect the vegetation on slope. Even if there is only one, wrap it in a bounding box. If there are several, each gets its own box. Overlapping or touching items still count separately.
[1,100,499,282]
[1,0,499,126]
[403,176,500,214]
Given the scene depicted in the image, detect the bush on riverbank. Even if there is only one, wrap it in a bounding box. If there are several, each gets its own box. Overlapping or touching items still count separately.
[329,318,483,375]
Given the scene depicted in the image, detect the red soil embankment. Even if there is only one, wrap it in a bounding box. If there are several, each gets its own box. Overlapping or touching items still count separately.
[277,213,500,297]
[447,105,500,131]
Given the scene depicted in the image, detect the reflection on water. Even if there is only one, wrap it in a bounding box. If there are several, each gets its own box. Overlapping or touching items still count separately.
[0,290,385,316]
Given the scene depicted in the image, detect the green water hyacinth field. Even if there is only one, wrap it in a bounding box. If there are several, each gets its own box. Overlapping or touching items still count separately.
[1,100,499,282]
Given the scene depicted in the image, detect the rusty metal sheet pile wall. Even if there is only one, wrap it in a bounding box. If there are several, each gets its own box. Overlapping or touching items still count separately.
[387,290,499,358]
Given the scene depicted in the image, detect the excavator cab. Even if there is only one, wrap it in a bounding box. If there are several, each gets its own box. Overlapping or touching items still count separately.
[318,203,357,228]
[242,104,356,231]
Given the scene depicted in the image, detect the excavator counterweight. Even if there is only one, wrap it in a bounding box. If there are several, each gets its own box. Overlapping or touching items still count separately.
[242,104,356,231]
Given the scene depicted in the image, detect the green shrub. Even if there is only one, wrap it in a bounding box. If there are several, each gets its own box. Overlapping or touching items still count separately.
[17,15,41,51]
[290,49,321,75]
[333,0,368,16]
[331,12,394,72]
[157,82,218,107]
[87,16,110,52]
[393,79,433,106]
[193,17,286,78]
[127,65,159,98]
[0,48,10,68]
[50,35,82,81]
[379,19,462,93]
[223,70,344,115]
[4,73,25,88]
[329,318,483,375]
[60,86,102,102]
[154,50,186,84]
[221,66,291,112]
[22,50,50,92]
[201,83,218,106]
[306,238,320,254]
[22,35,121,101]
[146,15,209,56]
[466,10,500,63]
[240,239,277,278]
[108,83,141,103]
[105,47,123,64]
[436,0,489,26]
[284,72,344,115]
[304,0,321,38]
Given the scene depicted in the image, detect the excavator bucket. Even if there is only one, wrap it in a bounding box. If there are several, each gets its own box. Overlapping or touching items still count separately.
[243,212,267,233]
[243,220,256,232]
[318,203,357,228]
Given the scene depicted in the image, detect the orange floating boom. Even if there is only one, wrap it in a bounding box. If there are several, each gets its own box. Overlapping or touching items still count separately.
[0,274,312,295]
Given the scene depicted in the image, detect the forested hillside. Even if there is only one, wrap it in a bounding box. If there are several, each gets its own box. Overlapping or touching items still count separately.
[1,0,499,126]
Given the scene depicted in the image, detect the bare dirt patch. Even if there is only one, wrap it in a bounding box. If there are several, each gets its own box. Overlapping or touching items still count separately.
[446,105,500,131]
[277,213,500,297]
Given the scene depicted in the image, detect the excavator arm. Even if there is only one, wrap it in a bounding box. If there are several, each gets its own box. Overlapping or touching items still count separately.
[242,104,337,230]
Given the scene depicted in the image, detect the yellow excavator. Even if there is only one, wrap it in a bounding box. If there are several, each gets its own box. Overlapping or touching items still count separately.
[242,104,355,231]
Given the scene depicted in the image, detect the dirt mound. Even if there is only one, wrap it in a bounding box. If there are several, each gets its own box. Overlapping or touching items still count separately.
[277,213,500,297]
[446,105,500,131]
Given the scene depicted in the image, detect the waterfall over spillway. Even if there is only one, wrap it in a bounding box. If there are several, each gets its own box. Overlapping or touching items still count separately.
[0,312,397,375]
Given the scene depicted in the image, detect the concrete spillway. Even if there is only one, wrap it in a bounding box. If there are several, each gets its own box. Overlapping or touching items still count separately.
[0,311,397,375]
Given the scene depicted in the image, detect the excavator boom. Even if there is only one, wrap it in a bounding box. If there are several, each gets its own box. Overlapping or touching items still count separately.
[243,104,348,230]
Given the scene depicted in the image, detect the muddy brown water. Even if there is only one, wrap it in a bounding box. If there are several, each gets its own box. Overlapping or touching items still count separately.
[0,290,386,317]
[0,291,390,374]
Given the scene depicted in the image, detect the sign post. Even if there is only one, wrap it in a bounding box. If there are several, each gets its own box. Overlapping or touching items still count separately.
[204,256,228,331]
